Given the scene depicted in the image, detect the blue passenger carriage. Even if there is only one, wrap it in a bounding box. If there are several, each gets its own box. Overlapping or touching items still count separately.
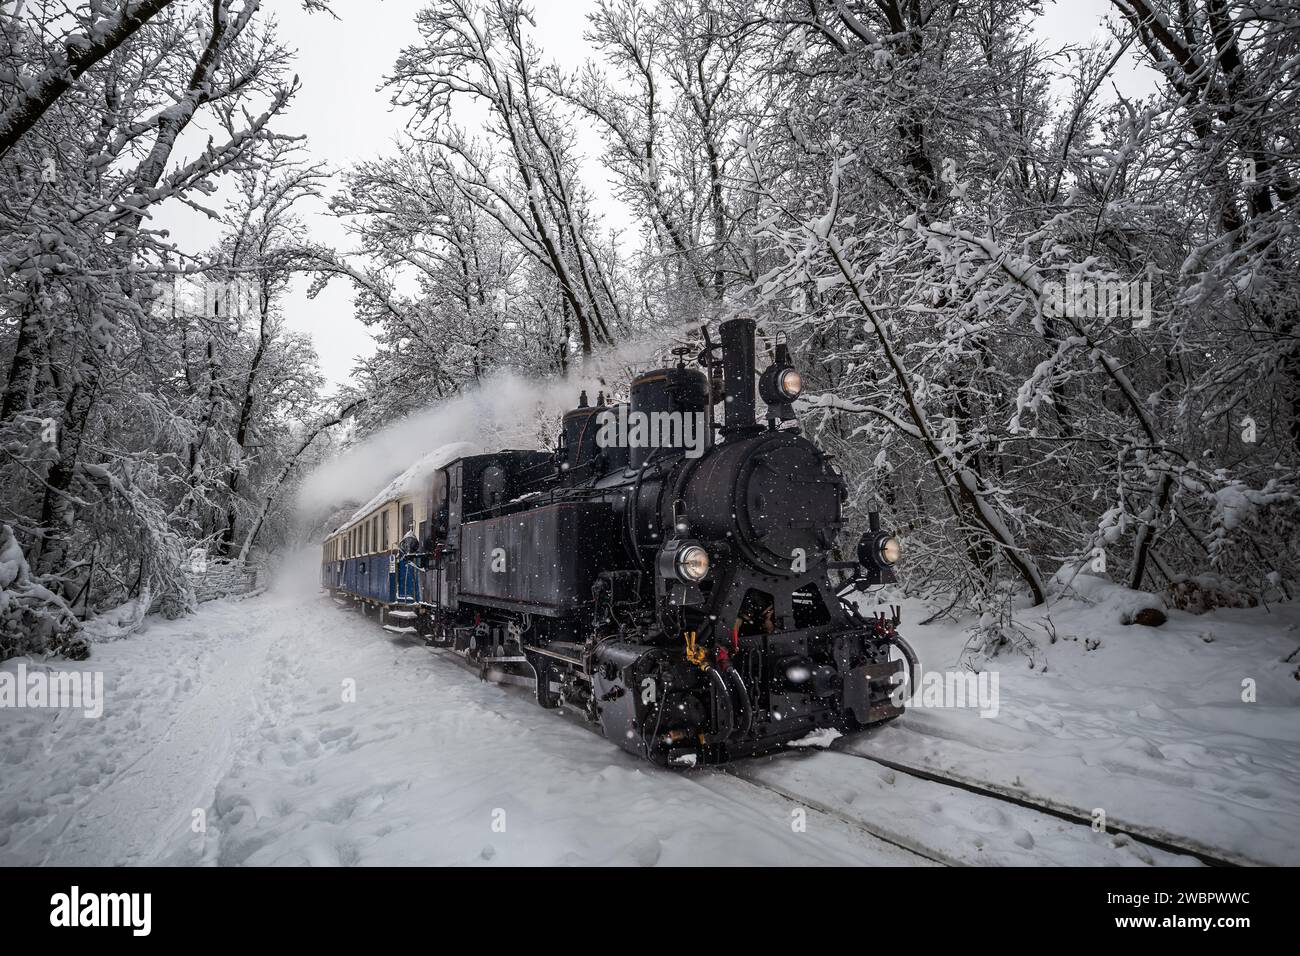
[321,442,478,617]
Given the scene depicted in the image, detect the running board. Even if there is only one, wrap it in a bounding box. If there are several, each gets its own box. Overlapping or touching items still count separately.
[383,624,417,634]
[387,609,418,620]
[527,645,585,667]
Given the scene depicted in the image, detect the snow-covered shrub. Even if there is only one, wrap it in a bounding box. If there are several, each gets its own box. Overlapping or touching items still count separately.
[73,461,196,621]
[1167,576,1260,615]
[959,588,1043,671]
[0,524,86,661]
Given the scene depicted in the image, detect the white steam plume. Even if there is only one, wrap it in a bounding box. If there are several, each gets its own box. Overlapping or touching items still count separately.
[296,324,699,516]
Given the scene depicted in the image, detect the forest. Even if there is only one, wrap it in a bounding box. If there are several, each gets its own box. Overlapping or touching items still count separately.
[1,0,1296,661]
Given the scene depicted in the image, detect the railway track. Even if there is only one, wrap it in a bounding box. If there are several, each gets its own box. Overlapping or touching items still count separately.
[827,746,1258,867]
[721,760,955,865]
[725,746,1254,868]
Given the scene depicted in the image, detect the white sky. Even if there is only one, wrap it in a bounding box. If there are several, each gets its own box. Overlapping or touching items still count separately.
[151,0,1151,392]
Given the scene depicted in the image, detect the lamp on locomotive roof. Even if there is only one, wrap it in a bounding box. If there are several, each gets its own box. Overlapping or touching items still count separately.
[758,332,802,429]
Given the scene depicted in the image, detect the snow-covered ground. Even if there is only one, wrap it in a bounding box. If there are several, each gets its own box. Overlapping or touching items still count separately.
[0,560,924,866]
[851,587,1300,866]
[1,559,1296,867]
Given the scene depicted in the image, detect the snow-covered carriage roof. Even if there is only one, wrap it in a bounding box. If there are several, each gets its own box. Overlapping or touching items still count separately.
[328,441,481,537]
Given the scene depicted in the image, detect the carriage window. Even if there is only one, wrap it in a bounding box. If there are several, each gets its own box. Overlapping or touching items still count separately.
[401,503,414,536]
[382,511,389,549]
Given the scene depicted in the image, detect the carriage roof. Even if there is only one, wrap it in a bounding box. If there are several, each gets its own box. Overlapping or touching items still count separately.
[325,440,481,539]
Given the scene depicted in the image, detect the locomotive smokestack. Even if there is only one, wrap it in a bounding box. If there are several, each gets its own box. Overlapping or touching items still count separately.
[719,318,758,434]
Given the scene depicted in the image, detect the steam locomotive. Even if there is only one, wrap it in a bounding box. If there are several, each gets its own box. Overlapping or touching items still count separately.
[321,318,917,765]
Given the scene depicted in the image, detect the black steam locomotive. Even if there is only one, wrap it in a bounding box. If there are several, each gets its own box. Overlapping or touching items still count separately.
[322,318,916,765]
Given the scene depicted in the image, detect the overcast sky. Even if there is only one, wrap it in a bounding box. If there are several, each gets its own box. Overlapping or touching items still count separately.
[153,0,1151,392]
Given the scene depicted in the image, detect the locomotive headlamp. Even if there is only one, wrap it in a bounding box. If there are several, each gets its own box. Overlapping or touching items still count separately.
[676,544,711,582]
[778,367,803,400]
[858,531,901,568]
[855,514,900,585]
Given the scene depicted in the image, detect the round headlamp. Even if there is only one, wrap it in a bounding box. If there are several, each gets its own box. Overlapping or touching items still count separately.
[858,530,901,569]
[778,367,803,400]
[676,545,710,582]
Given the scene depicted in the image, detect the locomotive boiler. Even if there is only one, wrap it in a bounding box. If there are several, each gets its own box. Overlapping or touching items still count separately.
[322,318,917,765]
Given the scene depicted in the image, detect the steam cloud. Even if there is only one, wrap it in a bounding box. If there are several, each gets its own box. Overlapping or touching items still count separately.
[296,323,703,517]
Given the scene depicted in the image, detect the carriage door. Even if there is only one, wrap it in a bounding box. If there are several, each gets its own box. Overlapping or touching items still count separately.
[396,501,417,601]
[398,554,421,601]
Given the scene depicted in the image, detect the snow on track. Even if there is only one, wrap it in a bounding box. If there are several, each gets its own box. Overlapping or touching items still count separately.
[728,749,1199,866]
